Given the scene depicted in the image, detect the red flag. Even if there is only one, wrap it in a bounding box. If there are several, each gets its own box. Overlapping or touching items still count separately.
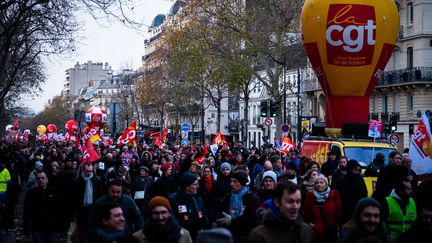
[194,146,209,165]
[212,130,222,145]
[81,138,100,165]
[13,117,19,129]
[162,128,167,143]
[277,136,296,154]
[155,137,163,148]
[116,121,137,146]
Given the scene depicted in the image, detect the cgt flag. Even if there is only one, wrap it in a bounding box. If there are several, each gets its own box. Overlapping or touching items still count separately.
[212,130,222,145]
[81,138,100,165]
[277,136,296,154]
[410,114,432,174]
[117,121,137,146]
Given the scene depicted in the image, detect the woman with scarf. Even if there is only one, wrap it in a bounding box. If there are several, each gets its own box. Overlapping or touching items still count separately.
[218,170,259,243]
[303,174,342,243]
[198,165,217,222]
[301,168,320,201]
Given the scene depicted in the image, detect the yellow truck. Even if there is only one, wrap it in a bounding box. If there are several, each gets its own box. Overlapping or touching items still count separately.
[300,138,398,196]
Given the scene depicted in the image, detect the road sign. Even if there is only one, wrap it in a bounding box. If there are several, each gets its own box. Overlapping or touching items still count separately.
[388,133,400,146]
[264,118,273,126]
[181,123,190,132]
[281,124,290,133]
[181,138,190,146]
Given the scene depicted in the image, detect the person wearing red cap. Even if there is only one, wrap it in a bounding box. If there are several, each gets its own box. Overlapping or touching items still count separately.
[154,163,177,198]
[133,196,192,243]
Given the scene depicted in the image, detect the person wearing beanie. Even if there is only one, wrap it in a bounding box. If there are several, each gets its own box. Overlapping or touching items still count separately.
[212,162,232,210]
[169,173,210,241]
[303,173,342,242]
[339,198,389,243]
[133,196,192,243]
[132,165,155,218]
[256,171,277,207]
[154,163,177,198]
[26,161,45,189]
[218,170,259,243]
[333,159,368,224]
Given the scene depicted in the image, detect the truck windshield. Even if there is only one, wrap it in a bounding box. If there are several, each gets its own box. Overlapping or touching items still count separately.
[343,147,398,167]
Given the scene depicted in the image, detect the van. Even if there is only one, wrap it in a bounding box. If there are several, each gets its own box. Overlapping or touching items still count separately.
[300,138,398,167]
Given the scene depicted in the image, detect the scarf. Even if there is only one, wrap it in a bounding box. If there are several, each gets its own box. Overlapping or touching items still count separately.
[82,172,93,206]
[229,186,249,219]
[143,217,182,243]
[265,199,292,223]
[313,186,330,203]
[203,175,213,192]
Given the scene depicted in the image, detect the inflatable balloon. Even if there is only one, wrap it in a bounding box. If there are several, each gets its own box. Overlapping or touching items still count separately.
[85,106,107,134]
[65,120,78,135]
[5,124,13,133]
[302,0,399,128]
[47,124,57,133]
[37,125,47,135]
[23,129,31,136]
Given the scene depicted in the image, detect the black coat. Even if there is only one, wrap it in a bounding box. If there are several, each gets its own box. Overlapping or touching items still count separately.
[169,190,211,240]
[372,164,404,202]
[333,173,368,224]
[154,174,178,198]
[72,175,103,226]
[23,185,62,232]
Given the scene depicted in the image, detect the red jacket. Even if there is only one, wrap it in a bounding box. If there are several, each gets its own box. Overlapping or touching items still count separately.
[303,189,342,239]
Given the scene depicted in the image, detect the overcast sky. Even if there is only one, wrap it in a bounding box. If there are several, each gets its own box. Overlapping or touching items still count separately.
[23,0,173,113]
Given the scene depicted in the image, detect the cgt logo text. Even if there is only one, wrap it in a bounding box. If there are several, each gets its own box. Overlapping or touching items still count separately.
[326,5,376,53]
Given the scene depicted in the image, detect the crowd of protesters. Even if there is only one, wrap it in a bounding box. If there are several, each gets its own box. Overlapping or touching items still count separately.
[0,138,432,243]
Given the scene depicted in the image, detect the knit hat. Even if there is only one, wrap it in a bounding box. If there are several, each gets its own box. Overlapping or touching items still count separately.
[179,172,198,189]
[148,196,172,213]
[160,163,171,173]
[35,161,43,169]
[220,162,231,172]
[51,161,59,168]
[262,170,277,183]
[313,174,328,186]
[231,170,248,186]
[139,166,150,173]
[352,198,382,221]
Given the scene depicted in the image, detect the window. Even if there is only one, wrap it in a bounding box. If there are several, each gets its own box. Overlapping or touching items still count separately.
[407,2,414,25]
[382,96,388,113]
[407,93,413,111]
[407,47,413,69]
[373,97,378,113]
[393,96,400,112]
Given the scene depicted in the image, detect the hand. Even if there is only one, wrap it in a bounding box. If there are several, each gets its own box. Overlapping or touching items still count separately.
[217,212,232,226]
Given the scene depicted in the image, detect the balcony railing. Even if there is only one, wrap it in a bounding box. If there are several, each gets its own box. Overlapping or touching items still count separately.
[378,67,432,86]
[303,79,321,92]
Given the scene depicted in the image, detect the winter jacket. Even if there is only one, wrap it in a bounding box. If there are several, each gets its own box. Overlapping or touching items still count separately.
[88,194,144,239]
[23,185,62,232]
[221,191,259,243]
[372,164,404,202]
[72,174,103,227]
[303,189,342,240]
[169,190,211,240]
[248,210,315,243]
[333,173,368,224]
[154,174,178,198]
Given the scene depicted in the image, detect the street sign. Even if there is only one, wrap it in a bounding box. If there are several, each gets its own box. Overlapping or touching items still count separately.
[264,118,273,126]
[281,124,290,133]
[181,123,190,132]
[181,138,190,146]
[388,133,400,146]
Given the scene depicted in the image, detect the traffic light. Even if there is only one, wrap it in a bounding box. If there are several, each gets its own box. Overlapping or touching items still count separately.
[270,100,280,117]
[390,114,398,133]
[260,100,269,117]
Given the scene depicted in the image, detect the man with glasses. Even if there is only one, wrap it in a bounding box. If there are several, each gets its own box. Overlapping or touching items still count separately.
[133,196,192,243]
[373,151,404,203]
[72,162,103,242]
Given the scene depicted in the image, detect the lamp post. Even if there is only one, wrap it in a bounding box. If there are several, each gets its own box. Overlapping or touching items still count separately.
[297,68,302,145]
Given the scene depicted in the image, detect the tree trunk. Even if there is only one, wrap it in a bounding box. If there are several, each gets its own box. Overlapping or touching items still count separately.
[242,94,249,146]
